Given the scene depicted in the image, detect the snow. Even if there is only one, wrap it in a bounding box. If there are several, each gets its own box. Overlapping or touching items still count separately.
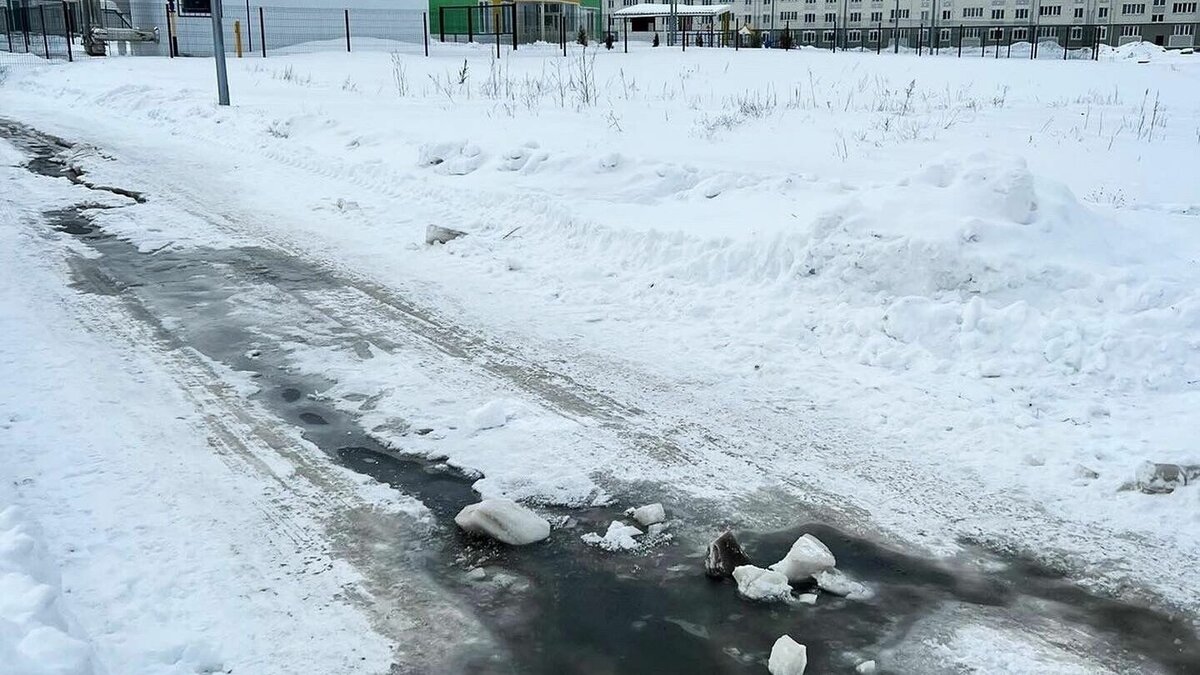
[465,399,518,432]
[769,534,836,583]
[856,660,877,674]
[454,499,552,545]
[3,38,1200,666]
[626,502,666,527]
[767,635,808,675]
[731,565,792,602]
[581,520,644,551]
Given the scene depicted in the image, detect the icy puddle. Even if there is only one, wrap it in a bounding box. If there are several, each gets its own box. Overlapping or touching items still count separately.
[8,119,1200,674]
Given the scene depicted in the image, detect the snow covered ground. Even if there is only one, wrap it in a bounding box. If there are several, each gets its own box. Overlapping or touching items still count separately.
[2,40,1199,672]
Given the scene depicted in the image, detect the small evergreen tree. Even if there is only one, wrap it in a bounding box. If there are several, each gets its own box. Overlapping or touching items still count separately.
[577,28,588,46]
[779,22,794,50]
[652,32,660,47]
[749,31,762,48]
[605,32,615,50]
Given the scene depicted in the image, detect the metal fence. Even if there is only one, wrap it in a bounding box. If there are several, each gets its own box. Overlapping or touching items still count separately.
[1,1,75,63]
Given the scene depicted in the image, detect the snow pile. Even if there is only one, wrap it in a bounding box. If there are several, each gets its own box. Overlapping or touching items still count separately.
[0,500,94,675]
[464,399,520,432]
[1098,41,1167,62]
[731,565,792,602]
[454,499,551,545]
[769,534,836,582]
[582,520,644,551]
[768,635,808,675]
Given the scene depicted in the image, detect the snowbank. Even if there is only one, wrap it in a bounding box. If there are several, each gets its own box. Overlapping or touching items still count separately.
[0,495,93,675]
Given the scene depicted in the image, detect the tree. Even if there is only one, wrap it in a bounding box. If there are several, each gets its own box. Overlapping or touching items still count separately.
[577,28,588,46]
[749,31,762,48]
[779,22,794,50]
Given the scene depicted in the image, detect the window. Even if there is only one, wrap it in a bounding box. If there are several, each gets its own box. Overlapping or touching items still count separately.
[1150,13,1164,19]
[962,7,984,17]
[805,12,816,22]
[1098,6,1108,16]
[921,10,929,19]
[1097,25,1108,38]
[1012,27,1028,39]
[1074,6,1084,16]
[942,9,951,18]
[823,29,835,40]
[965,27,982,36]
[1015,8,1030,17]
[802,29,817,41]
[1120,25,1140,35]
[743,13,752,23]
[871,10,882,20]
[825,12,837,22]
[1121,3,1146,12]
[780,10,798,20]
[991,8,1005,18]
[940,27,951,40]
[1174,23,1196,34]
[1039,5,1062,15]
[868,28,880,40]
[850,11,862,21]
[1153,0,1165,5]
[1070,25,1083,37]
[849,29,862,40]
[1173,1,1197,10]
[762,13,770,23]
[989,27,1003,39]
[1038,25,1056,36]
[889,8,910,18]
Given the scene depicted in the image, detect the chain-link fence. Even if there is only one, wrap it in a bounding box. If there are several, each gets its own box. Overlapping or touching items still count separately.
[1,1,76,64]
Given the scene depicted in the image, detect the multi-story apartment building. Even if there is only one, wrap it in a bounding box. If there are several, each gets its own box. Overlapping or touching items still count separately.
[601,0,1199,47]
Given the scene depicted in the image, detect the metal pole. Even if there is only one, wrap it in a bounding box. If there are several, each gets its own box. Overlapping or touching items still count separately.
[623,16,627,52]
[917,21,922,54]
[344,8,350,51]
[467,5,473,42]
[494,6,499,58]
[165,3,175,57]
[832,15,836,52]
[61,1,72,61]
[423,11,429,56]
[39,4,49,58]
[511,3,517,50]
[438,6,444,43]
[559,15,564,56]
[876,22,881,53]
[246,0,251,52]
[957,24,962,57]
[258,6,265,56]
[211,0,230,105]
[981,23,985,56]
[892,0,899,53]
[6,7,14,53]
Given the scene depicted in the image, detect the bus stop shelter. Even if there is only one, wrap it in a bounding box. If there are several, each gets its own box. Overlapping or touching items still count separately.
[611,3,732,49]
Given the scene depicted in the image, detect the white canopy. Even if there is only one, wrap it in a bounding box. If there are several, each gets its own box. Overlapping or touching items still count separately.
[612,3,733,18]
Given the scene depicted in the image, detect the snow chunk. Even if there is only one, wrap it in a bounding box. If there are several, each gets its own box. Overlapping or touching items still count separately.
[814,568,874,600]
[625,503,666,527]
[768,635,808,675]
[582,521,644,551]
[769,534,836,582]
[465,399,515,432]
[732,565,792,602]
[856,660,878,674]
[454,499,550,546]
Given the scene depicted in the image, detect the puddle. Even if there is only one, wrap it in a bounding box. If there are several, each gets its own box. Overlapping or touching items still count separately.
[7,119,1200,675]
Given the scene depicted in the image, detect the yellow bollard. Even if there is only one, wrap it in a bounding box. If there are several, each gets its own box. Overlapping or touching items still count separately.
[234,21,243,58]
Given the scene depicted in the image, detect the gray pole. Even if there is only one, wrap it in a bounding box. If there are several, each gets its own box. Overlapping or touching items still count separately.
[211,0,230,105]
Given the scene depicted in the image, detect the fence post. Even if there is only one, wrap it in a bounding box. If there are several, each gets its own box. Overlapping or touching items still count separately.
[494,8,499,58]
[916,22,921,54]
[259,6,266,56]
[246,0,252,53]
[467,6,473,42]
[1063,27,1068,59]
[832,16,837,52]
[560,17,564,56]
[957,24,962,57]
[234,20,242,56]
[5,7,13,53]
[1007,27,1012,57]
[61,1,72,61]
[344,9,350,51]
[981,24,985,56]
[876,22,881,53]
[39,4,49,58]
[682,26,686,51]
[623,17,628,52]
[423,11,429,56]
[511,3,517,50]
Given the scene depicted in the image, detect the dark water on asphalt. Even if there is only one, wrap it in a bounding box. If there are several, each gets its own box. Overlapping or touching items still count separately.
[7,119,1200,674]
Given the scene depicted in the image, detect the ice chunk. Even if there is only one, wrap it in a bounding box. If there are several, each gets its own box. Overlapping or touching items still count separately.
[732,565,792,602]
[814,568,873,600]
[454,499,550,545]
[856,660,878,673]
[626,503,666,526]
[425,224,466,245]
[1135,461,1200,494]
[705,530,751,579]
[769,534,836,582]
[768,635,808,675]
[465,400,512,431]
[647,522,669,537]
[794,593,818,605]
[582,521,644,551]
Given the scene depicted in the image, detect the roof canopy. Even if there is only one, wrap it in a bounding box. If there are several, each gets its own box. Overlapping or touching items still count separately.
[612,3,733,18]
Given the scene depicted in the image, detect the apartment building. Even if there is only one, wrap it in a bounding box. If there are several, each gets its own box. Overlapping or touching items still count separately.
[600,0,1199,47]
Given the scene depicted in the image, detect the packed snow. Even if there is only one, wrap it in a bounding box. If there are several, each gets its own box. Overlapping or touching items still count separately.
[581,520,644,551]
[455,498,552,545]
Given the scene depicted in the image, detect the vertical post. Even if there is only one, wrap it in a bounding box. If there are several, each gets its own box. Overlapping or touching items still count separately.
[423,11,429,55]
[560,16,564,56]
[682,25,685,51]
[832,16,837,52]
[957,24,962,57]
[165,3,176,57]
[511,3,517,50]
[212,0,231,105]
[893,0,899,53]
[494,7,499,58]
[876,22,881,53]
[623,17,627,52]
[1007,27,1012,57]
[39,4,49,57]
[438,6,444,42]
[735,22,739,50]
[259,6,266,57]
[61,1,72,61]
[246,0,252,53]
[467,5,473,42]
[981,23,985,56]
[344,9,350,51]
[5,7,13,53]
[1062,26,1068,59]
[234,19,242,57]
